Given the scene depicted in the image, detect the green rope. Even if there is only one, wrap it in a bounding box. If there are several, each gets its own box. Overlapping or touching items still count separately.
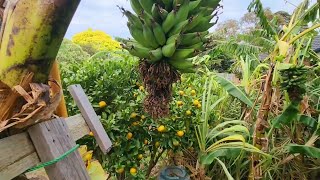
[25,144,80,172]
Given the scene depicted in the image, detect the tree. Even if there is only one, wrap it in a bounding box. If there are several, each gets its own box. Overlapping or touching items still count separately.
[215,19,240,37]
[72,29,121,55]
[56,39,89,63]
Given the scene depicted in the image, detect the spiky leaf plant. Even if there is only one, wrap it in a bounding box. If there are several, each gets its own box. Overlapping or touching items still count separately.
[121,0,221,118]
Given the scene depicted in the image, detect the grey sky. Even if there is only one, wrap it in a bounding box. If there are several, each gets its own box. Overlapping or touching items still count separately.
[65,0,304,39]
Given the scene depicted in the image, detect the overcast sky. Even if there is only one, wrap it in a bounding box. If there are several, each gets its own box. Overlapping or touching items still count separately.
[65,0,305,39]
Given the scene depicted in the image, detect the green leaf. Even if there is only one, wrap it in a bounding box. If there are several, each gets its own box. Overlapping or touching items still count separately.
[207,125,249,143]
[272,102,300,128]
[297,115,317,128]
[287,144,320,158]
[215,158,235,180]
[200,149,241,165]
[215,75,254,108]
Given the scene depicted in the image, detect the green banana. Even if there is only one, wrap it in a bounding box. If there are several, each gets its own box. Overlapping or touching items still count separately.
[182,42,204,50]
[151,3,162,22]
[143,23,159,48]
[128,22,149,47]
[162,10,176,33]
[130,0,143,15]
[152,21,166,46]
[162,42,177,57]
[180,31,208,46]
[149,47,163,62]
[189,0,201,12]
[139,0,154,15]
[168,19,189,37]
[166,34,181,45]
[159,6,169,20]
[139,10,154,27]
[175,0,190,24]
[185,14,204,31]
[122,44,150,59]
[171,48,195,60]
[173,0,185,7]
[121,8,143,29]
[201,0,220,9]
[190,22,215,32]
[168,58,196,73]
[162,0,173,10]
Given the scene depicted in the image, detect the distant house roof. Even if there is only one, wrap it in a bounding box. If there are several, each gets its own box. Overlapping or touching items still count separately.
[312,35,320,53]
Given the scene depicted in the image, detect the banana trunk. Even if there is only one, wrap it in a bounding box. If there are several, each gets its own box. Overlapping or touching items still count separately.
[0,0,80,88]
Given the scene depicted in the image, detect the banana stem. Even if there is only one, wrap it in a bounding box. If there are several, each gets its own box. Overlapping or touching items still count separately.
[289,23,320,44]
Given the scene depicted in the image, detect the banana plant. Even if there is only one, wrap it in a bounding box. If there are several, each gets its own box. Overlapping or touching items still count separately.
[122,0,222,118]
[195,75,269,180]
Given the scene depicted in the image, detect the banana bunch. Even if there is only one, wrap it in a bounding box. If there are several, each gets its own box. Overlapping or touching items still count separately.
[121,0,221,73]
[280,65,308,102]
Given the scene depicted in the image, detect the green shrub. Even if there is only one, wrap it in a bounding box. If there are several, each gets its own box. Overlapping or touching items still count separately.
[56,39,89,63]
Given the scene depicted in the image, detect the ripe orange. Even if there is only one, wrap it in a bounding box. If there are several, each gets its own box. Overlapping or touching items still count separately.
[132,121,139,126]
[130,167,137,175]
[179,91,185,96]
[193,99,200,106]
[177,101,183,106]
[197,103,201,109]
[89,132,94,136]
[186,110,192,116]
[130,112,138,118]
[191,90,196,96]
[127,132,133,140]
[99,101,107,108]
[141,115,146,120]
[157,125,165,132]
[139,86,144,91]
[176,131,184,137]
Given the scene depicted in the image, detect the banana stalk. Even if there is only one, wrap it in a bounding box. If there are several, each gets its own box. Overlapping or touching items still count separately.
[0,0,80,88]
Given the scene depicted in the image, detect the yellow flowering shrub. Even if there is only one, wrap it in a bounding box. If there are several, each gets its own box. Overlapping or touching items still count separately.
[72,29,121,54]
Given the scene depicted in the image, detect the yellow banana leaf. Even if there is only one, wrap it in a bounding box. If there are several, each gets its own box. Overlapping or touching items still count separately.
[87,160,108,180]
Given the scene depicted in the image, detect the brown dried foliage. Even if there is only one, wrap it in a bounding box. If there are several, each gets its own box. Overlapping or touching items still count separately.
[139,60,180,119]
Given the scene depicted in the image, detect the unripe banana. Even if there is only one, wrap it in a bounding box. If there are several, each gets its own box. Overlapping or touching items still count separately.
[121,8,143,29]
[143,23,159,48]
[180,31,208,46]
[162,42,177,57]
[166,34,181,45]
[162,0,173,11]
[189,0,201,12]
[139,0,154,15]
[168,58,196,73]
[188,14,214,32]
[152,21,166,45]
[130,0,143,15]
[162,10,176,33]
[159,6,169,20]
[151,3,162,22]
[139,10,154,27]
[182,42,204,51]
[149,47,163,62]
[201,0,220,9]
[168,19,189,37]
[128,22,149,47]
[175,0,190,24]
[122,44,151,59]
[171,48,195,60]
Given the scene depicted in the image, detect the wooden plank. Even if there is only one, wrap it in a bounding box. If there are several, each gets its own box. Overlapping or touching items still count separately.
[28,118,90,180]
[68,84,112,154]
[67,114,90,141]
[0,114,89,179]
[1,152,38,180]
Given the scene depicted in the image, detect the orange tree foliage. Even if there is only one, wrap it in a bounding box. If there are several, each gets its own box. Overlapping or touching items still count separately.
[72,29,121,55]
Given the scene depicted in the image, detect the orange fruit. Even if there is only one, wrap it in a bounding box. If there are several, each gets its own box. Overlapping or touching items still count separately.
[137,154,143,160]
[186,110,192,116]
[144,139,148,145]
[127,132,133,140]
[179,91,185,96]
[116,167,124,174]
[89,132,94,136]
[130,167,137,175]
[130,112,138,118]
[99,101,107,108]
[139,86,144,91]
[191,90,196,96]
[193,99,200,106]
[176,131,184,137]
[132,121,139,126]
[157,125,165,132]
[197,103,201,109]
[155,141,160,148]
[141,115,146,120]
[177,101,183,106]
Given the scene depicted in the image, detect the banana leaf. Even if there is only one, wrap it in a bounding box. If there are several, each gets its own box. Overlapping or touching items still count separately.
[297,115,317,128]
[272,102,300,128]
[215,75,254,108]
[286,144,320,158]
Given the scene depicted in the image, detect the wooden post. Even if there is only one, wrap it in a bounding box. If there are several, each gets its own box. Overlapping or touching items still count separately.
[68,84,112,154]
[28,118,90,180]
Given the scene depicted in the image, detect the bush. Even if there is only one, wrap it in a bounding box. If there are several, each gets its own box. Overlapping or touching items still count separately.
[56,39,89,63]
[72,29,121,55]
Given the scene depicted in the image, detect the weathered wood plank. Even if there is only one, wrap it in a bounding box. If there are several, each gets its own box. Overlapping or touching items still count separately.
[68,84,112,154]
[0,114,89,179]
[67,114,90,141]
[28,118,90,180]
